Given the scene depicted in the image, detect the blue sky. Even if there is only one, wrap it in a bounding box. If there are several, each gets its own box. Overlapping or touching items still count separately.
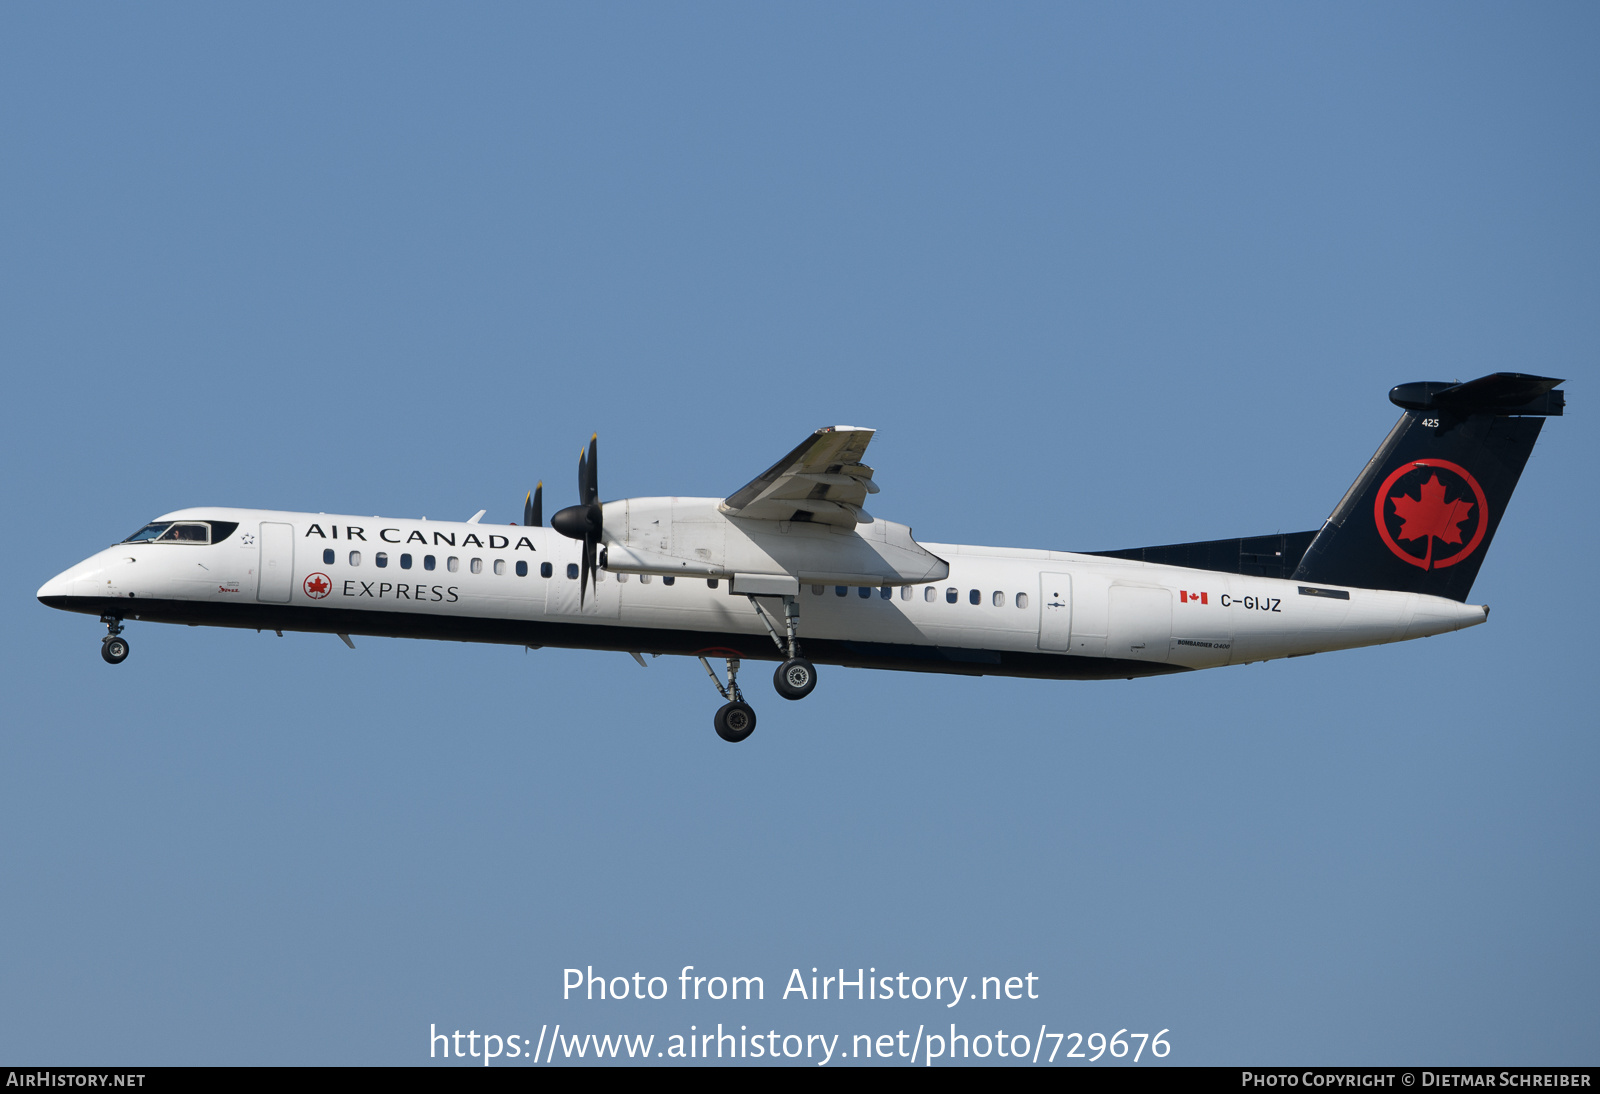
[2,3,1595,1065]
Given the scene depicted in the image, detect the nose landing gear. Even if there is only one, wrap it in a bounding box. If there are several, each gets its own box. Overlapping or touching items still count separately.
[700,655,757,743]
[100,615,129,664]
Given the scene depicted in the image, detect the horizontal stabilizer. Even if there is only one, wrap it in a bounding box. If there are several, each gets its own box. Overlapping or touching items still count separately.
[1390,372,1564,416]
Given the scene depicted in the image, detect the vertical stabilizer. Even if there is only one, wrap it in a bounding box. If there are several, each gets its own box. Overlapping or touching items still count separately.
[1290,373,1564,601]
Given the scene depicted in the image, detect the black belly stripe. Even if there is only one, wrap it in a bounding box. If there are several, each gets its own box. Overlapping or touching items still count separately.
[38,595,1186,682]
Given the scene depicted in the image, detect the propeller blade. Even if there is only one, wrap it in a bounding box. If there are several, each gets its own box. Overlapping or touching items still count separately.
[579,539,591,607]
[557,434,603,607]
[524,482,542,527]
[585,434,599,507]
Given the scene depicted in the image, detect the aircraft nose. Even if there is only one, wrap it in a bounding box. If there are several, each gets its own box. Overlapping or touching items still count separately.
[37,568,76,604]
[38,556,99,606]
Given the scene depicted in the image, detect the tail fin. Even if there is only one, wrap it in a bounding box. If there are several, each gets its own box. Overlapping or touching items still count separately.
[1291,373,1564,601]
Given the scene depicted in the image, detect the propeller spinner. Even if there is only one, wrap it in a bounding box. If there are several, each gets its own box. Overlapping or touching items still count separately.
[550,435,603,605]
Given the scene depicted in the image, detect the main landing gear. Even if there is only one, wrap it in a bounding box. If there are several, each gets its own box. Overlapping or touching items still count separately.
[774,657,816,700]
[700,656,757,743]
[100,615,129,665]
[747,593,818,702]
[701,594,821,743]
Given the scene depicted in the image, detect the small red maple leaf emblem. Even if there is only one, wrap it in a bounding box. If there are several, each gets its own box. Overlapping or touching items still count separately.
[303,573,331,598]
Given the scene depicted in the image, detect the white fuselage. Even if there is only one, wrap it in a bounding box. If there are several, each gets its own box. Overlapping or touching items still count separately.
[38,504,1488,679]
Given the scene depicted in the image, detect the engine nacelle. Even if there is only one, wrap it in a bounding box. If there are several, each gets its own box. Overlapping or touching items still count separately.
[600,497,948,586]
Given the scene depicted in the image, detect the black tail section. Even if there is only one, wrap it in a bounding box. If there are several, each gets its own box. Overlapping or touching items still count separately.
[1088,530,1319,580]
[1291,373,1564,601]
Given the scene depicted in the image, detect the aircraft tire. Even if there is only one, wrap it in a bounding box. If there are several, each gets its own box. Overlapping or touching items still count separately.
[773,658,817,701]
[101,636,129,664]
[714,701,756,743]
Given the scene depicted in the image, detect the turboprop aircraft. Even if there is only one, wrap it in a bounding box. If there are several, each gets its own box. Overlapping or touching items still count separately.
[37,372,1565,742]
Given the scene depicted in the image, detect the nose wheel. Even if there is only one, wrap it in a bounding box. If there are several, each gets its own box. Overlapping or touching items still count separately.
[700,656,757,743]
[100,615,128,664]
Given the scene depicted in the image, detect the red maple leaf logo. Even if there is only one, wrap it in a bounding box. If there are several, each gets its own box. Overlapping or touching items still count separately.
[304,575,330,597]
[1389,474,1474,568]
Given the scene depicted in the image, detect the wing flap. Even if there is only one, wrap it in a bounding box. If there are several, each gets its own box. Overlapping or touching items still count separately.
[722,427,878,527]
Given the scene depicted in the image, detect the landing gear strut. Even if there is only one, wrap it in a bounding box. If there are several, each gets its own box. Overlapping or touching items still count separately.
[100,615,129,665]
[747,593,819,702]
[700,656,756,743]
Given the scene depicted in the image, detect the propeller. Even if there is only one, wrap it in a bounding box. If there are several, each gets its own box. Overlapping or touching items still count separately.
[550,434,603,605]
[524,482,542,527]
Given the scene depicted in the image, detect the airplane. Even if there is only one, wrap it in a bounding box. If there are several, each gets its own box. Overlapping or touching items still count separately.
[37,372,1565,743]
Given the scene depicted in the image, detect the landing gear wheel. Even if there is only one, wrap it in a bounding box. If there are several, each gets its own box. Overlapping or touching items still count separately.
[773,658,817,700]
[101,636,129,664]
[714,701,757,743]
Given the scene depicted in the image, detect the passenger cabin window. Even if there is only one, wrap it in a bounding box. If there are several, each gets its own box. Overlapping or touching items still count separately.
[376,552,388,568]
[836,586,847,597]
[447,556,460,573]
[858,586,870,599]
[812,584,824,595]
[900,587,911,601]
[662,575,675,586]
[946,587,958,604]
[400,553,413,569]
[969,589,980,605]
[567,563,579,579]
[707,578,718,589]
[424,555,436,571]
[639,574,651,584]
[493,559,505,576]
[1015,592,1029,609]
[470,558,483,574]
[323,549,335,565]
[541,562,553,578]
[349,550,361,566]
[615,572,628,583]
[992,591,1004,607]
[925,586,936,603]
[516,560,528,577]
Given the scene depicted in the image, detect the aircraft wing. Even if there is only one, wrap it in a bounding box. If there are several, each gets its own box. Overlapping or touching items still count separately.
[720,426,880,528]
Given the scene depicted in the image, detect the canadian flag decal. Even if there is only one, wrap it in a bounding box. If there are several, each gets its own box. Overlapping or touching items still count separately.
[1180,590,1208,604]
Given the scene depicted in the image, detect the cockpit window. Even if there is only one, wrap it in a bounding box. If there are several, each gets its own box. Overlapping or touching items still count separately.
[122,521,220,545]
[159,523,210,543]
[124,522,172,542]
